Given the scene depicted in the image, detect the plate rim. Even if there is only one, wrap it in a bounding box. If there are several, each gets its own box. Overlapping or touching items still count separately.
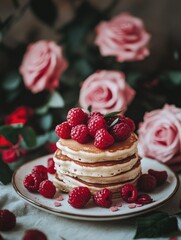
[12,155,180,221]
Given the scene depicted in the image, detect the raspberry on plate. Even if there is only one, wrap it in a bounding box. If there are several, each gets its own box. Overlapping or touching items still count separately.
[23,229,47,240]
[47,158,56,174]
[137,174,157,192]
[136,194,153,205]
[148,169,168,185]
[68,186,91,209]
[55,122,71,139]
[39,180,56,198]
[71,124,90,143]
[93,188,112,208]
[120,184,138,203]
[111,122,131,141]
[0,209,16,231]
[94,128,114,149]
[67,108,88,127]
[88,115,107,137]
[32,165,48,181]
[23,173,42,192]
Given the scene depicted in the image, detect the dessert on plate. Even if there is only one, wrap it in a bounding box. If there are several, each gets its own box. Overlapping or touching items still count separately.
[53,108,141,195]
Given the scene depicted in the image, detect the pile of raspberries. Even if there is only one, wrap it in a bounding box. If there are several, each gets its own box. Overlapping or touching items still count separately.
[55,107,135,149]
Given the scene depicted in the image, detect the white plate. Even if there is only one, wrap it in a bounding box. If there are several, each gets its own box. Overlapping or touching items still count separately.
[12,155,179,221]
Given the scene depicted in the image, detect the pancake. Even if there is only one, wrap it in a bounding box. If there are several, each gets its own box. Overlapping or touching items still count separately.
[53,131,142,194]
[53,171,141,194]
[54,149,139,177]
[56,133,138,163]
[56,159,141,184]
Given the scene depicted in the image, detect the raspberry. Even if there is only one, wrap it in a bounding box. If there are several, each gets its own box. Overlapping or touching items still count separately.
[23,229,47,240]
[0,209,16,231]
[111,122,131,141]
[67,108,88,127]
[71,124,90,143]
[120,184,138,203]
[32,165,48,181]
[55,122,71,139]
[136,194,153,205]
[119,116,135,132]
[94,128,114,149]
[88,115,107,137]
[148,169,168,185]
[68,186,91,209]
[39,180,56,198]
[88,111,103,119]
[93,188,112,208]
[137,174,157,192]
[47,158,56,174]
[23,174,42,192]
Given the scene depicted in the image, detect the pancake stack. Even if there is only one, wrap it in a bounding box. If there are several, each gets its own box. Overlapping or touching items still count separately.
[53,132,141,195]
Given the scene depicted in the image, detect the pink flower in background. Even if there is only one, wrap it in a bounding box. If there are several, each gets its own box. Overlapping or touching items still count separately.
[138,104,181,164]
[19,40,68,93]
[79,70,135,114]
[95,13,150,62]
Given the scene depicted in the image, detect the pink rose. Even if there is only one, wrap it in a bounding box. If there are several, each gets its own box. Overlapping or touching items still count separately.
[95,13,150,62]
[19,40,68,93]
[138,104,181,164]
[79,70,135,114]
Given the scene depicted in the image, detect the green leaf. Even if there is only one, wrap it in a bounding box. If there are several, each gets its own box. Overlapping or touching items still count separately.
[20,133,49,150]
[87,105,92,113]
[0,125,19,144]
[0,159,13,184]
[104,111,122,119]
[167,71,181,85]
[5,88,21,103]
[30,0,57,26]
[36,134,49,147]
[1,71,21,91]
[19,127,36,148]
[75,59,93,78]
[134,211,179,238]
[35,105,49,115]
[126,72,142,87]
[48,131,58,143]
[38,113,53,131]
[48,91,64,108]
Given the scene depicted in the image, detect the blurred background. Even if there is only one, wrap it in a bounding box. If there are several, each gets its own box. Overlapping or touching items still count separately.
[0,0,181,182]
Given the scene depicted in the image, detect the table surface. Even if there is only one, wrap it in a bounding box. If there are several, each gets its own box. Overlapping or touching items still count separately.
[0,175,181,240]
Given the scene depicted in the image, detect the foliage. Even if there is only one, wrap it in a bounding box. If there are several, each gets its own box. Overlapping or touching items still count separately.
[134,211,181,238]
[0,0,181,182]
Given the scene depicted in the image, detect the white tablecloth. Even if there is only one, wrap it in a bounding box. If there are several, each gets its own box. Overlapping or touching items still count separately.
[0,176,181,240]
